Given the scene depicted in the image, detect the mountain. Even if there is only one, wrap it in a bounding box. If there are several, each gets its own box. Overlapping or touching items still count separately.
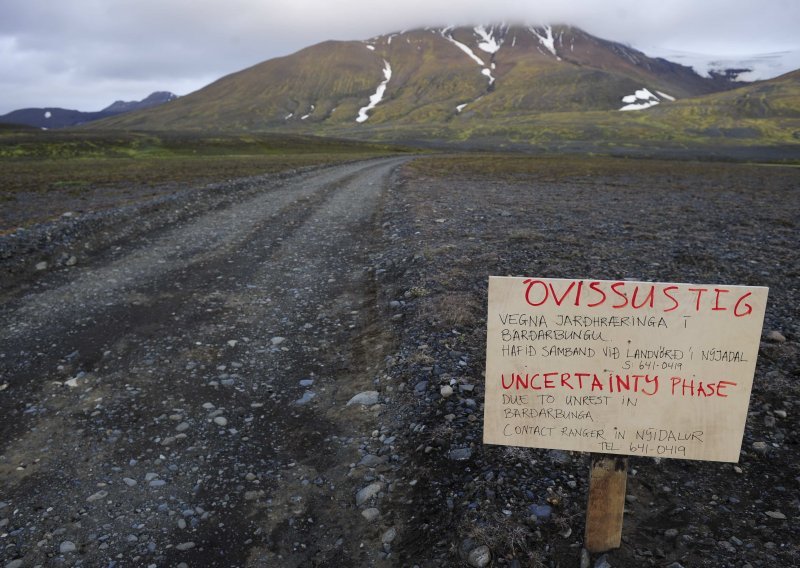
[95,25,742,132]
[0,108,118,130]
[0,92,177,129]
[87,25,800,156]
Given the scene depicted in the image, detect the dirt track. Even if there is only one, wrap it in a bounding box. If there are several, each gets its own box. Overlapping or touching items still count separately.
[1,158,409,567]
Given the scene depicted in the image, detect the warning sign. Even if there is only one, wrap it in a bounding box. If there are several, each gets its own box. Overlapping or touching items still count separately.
[483,277,768,462]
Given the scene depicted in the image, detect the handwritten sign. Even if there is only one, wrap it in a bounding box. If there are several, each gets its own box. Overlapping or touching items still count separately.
[483,277,768,462]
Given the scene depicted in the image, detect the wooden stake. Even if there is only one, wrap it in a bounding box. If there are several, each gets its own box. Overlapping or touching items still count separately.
[584,454,628,553]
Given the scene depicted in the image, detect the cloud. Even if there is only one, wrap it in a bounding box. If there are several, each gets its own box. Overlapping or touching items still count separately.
[1,0,799,114]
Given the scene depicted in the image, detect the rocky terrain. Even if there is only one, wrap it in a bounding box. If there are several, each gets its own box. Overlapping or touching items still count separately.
[1,155,798,567]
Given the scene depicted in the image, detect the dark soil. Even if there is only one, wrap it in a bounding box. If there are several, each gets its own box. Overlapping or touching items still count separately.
[370,156,799,567]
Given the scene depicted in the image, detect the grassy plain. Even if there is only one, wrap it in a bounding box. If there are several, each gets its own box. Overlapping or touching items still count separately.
[0,129,411,228]
[0,129,407,191]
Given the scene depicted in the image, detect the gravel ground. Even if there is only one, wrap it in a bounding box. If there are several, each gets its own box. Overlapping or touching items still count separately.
[1,156,799,568]
[369,158,799,567]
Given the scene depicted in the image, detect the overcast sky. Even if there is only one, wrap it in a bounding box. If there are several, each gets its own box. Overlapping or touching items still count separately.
[2,0,799,114]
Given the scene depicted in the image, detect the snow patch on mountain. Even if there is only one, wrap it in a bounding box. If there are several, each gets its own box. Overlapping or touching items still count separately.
[530,25,560,60]
[441,28,501,88]
[301,105,315,120]
[441,28,485,66]
[620,88,662,111]
[356,60,392,123]
[640,46,800,81]
[474,25,502,54]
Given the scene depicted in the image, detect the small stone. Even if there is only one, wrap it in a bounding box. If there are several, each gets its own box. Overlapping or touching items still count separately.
[227,340,238,347]
[666,563,686,568]
[529,504,553,520]
[60,541,77,553]
[594,555,612,568]
[467,545,491,567]
[355,482,383,506]
[752,441,768,452]
[440,385,454,398]
[346,391,380,407]
[87,490,108,502]
[548,450,571,465]
[766,330,786,343]
[449,448,472,461]
[580,548,591,568]
[361,508,380,522]
[214,416,228,426]
[35,261,48,271]
[175,541,196,551]
[294,391,316,405]
[381,527,397,544]
[66,256,77,266]
[123,477,137,487]
[178,518,187,529]
[271,336,286,346]
[765,511,786,519]
[176,422,190,432]
[149,479,167,488]
[299,379,314,387]
[358,454,385,467]
[145,472,158,482]
[664,528,679,539]
[774,409,787,419]
[6,560,24,568]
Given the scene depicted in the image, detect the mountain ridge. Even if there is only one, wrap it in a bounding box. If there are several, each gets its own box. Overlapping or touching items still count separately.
[0,91,177,129]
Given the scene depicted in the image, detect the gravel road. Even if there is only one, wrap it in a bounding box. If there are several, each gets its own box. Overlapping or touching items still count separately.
[1,157,410,567]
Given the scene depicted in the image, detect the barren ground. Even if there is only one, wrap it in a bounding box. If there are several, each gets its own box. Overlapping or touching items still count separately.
[1,155,798,568]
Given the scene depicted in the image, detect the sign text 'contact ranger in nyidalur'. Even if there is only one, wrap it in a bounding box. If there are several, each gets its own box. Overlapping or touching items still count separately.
[483,277,768,462]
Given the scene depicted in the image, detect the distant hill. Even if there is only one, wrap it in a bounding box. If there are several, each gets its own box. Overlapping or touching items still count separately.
[0,92,177,129]
[101,91,178,114]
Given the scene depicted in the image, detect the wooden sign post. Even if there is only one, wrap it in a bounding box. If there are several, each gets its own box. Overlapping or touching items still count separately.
[483,277,768,553]
[585,455,628,552]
